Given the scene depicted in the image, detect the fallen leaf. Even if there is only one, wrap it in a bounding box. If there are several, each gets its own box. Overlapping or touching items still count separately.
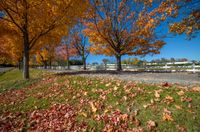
[162,108,173,121]
[162,113,173,121]
[114,86,118,91]
[188,103,192,108]
[175,105,182,110]
[89,102,97,113]
[143,103,151,109]
[131,109,138,117]
[83,92,88,96]
[191,86,200,92]
[123,96,127,101]
[163,95,174,104]
[150,99,154,104]
[147,120,156,131]
[130,127,143,132]
[80,112,87,117]
[154,91,160,98]
[181,97,192,102]
[103,124,113,132]
[104,109,109,114]
[120,114,128,121]
[105,83,111,87]
[176,125,186,132]
[163,108,171,114]
[177,90,185,96]
[154,98,160,102]
[133,118,141,127]
[162,82,171,87]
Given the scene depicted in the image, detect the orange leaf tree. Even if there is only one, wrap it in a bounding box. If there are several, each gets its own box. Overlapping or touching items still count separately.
[56,37,77,70]
[83,0,187,71]
[169,9,200,39]
[0,33,22,66]
[36,43,57,69]
[0,0,88,79]
[0,37,13,65]
[34,28,66,69]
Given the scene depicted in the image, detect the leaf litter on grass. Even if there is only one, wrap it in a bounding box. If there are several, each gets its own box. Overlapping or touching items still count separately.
[0,73,200,131]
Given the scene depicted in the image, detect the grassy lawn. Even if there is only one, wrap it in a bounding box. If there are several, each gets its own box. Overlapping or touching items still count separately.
[0,69,200,131]
[0,69,52,93]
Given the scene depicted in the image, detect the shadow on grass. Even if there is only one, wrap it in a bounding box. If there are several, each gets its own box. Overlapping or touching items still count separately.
[0,67,14,76]
[56,70,173,76]
[0,78,40,93]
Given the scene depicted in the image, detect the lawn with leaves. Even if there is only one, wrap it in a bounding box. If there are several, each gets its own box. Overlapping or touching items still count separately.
[0,69,200,131]
[0,69,52,93]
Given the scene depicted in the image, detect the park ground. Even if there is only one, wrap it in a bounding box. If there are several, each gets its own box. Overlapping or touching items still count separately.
[0,69,200,131]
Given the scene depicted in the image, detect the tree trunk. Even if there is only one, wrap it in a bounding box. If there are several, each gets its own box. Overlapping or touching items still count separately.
[23,40,29,79]
[104,64,107,70]
[66,59,70,70]
[116,55,122,71]
[66,45,70,70]
[44,61,47,69]
[49,59,52,69]
[83,57,86,70]
[18,59,21,70]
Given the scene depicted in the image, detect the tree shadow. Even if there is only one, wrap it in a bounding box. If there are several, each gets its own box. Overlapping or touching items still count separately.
[56,70,173,76]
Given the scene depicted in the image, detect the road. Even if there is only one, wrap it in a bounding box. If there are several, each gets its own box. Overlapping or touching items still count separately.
[0,67,13,73]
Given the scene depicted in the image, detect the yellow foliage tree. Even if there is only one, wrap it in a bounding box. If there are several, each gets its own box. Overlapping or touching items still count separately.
[36,42,58,69]
[0,33,22,66]
[0,0,88,79]
[36,48,49,69]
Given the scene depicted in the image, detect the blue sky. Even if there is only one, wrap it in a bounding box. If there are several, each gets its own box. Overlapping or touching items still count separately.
[87,33,200,64]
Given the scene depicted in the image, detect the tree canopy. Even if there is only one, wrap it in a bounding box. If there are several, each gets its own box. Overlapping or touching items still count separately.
[0,0,89,78]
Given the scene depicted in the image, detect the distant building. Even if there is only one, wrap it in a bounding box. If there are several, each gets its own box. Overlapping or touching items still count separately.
[146,61,193,66]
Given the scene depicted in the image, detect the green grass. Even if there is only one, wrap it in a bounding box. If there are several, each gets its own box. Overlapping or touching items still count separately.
[0,69,199,131]
[0,69,51,93]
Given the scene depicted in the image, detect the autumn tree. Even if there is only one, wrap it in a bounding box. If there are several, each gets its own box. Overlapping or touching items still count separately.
[36,48,48,69]
[122,58,140,65]
[36,43,57,69]
[102,58,109,70]
[0,33,23,67]
[169,0,200,39]
[0,38,7,57]
[46,44,57,69]
[0,23,21,65]
[56,37,77,70]
[70,24,90,70]
[83,0,195,71]
[0,0,88,79]
[0,38,10,64]
[35,28,65,69]
[56,44,70,70]
[0,38,12,65]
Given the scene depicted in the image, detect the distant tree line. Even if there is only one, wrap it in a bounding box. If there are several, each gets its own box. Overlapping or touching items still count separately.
[151,58,188,63]
[120,57,199,66]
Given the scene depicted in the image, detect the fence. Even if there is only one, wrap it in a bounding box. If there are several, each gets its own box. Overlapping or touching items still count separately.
[36,63,200,73]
